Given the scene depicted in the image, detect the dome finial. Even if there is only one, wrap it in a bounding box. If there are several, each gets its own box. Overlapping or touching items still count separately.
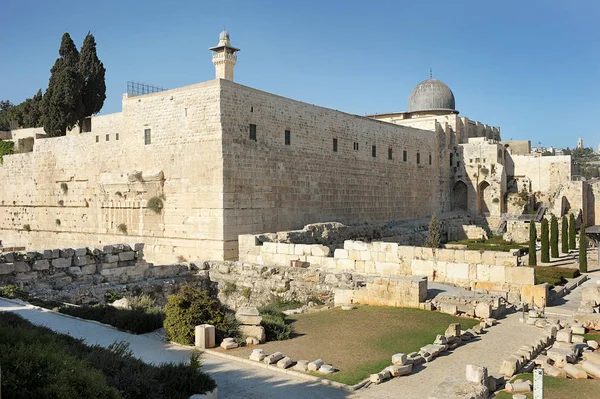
[430,68,432,79]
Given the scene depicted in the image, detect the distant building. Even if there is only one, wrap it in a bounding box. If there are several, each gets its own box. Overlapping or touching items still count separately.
[577,136,584,149]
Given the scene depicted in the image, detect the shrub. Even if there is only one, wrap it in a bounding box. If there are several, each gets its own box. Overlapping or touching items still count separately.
[550,215,559,258]
[0,139,14,163]
[580,222,588,273]
[528,221,537,266]
[531,266,580,286]
[242,287,252,299]
[60,182,68,193]
[0,312,216,399]
[117,223,128,234]
[0,285,22,299]
[258,306,292,341]
[221,282,237,297]
[164,285,238,345]
[127,294,157,312]
[541,219,549,263]
[23,223,31,232]
[569,214,577,250]
[59,304,164,334]
[425,214,441,248]
[147,196,164,214]
[561,215,569,254]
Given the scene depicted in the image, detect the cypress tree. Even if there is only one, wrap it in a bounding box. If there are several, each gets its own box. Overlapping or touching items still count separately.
[579,221,587,273]
[42,33,83,136]
[550,214,559,258]
[561,215,569,254]
[541,218,550,263]
[425,214,441,248]
[569,214,577,250]
[528,221,537,266]
[79,32,106,127]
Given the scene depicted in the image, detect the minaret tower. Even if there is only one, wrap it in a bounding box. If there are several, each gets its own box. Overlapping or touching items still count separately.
[577,136,584,149]
[209,29,240,81]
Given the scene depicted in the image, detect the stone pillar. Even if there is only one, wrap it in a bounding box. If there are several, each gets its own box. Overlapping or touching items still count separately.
[195,324,215,349]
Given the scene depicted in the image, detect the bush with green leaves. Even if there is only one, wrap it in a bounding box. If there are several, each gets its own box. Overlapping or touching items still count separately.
[528,221,537,266]
[541,218,550,263]
[569,213,577,250]
[164,285,238,345]
[258,298,295,341]
[59,304,163,334]
[561,215,569,254]
[424,213,441,248]
[550,215,559,258]
[0,312,216,399]
[147,196,164,214]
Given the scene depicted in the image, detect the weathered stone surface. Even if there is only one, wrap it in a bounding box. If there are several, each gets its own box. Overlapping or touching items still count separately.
[500,359,518,377]
[582,286,600,305]
[73,255,91,266]
[319,364,335,374]
[581,361,600,378]
[52,276,72,289]
[572,334,585,344]
[465,364,488,385]
[74,248,88,257]
[294,360,308,371]
[385,364,412,377]
[556,329,572,343]
[544,364,565,378]
[246,337,259,345]
[369,372,385,384]
[81,264,97,275]
[506,381,531,393]
[13,261,30,273]
[571,324,585,334]
[433,335,447,345]
[264,352,284,365]
[439,302,458,315]
[277,356,293,369]
[420,344,446,357]
[472,324,484,335]
[195,324,215,349]
[392,353,407,365]
[33,260,49,271]
[587,340,599,350]
[564,364,588,379]
[445,323,461,337]
[235,307,263,325]
[239,325,266,343]
[582,351,600,366]
[0,263,15,275]
[118,251,136,261]
[249,349,265,362]
[51,257,71,268]
[475,303,492,318]
[220,340,238,350]
[307,359,324,371]
[427,377,488,399]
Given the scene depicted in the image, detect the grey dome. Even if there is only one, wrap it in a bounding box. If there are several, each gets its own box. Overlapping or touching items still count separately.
[407,78,456,113]
[219,30,230,40]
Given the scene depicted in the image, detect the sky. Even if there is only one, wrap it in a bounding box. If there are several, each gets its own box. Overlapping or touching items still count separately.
[1,0,599,149]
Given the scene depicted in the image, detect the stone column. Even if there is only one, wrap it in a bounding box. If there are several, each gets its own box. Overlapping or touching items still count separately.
[195,324,215,349]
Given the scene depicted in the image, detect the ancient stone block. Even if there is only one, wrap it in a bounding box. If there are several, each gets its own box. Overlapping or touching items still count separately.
[51,257,71,268]
[428,377,488,399]
[392,353,407,365]
[277,356,293,369]
[564,364,587,379]
[582,361,600,378]
[13,261,30,273]
[445,323,461,337]
[52,276,72,289]
[439,303,458,315]
[249,349,265,362]
[239,325,266,343]
[73,256,91,266]
[118,251,135,261]
[68,266,82,276]
[0,263,15,275]
[319,364,335,374]
[556,329,572,343]
[475,303,492,319]
[75,247,88,257]
[81,264,97,275]
[385,364,412,377]
[294,360,308,371]
[264,352,284,365]
[307,359,324,371]
[500,358,518,377]
[465,364,488,385]
[33,260,49,271]
[311,245,330,257]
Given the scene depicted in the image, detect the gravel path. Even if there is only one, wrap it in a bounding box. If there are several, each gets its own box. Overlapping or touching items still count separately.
[0,298,349,399]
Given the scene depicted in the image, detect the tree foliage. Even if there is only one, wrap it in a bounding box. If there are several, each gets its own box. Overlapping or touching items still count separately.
[425,214,441,248]
[0,139,14,164]
[550,214,559,258]
[528,221,537,266]
[540,218,550,263]
[79,32,106,125]
[579,221,587,273]
[43,33,84,136]
[569,213,577,250]
[561,215,569,254]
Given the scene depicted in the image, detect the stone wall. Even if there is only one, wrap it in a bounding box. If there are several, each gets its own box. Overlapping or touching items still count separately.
[0,243,194,292]
[239,237,534,293]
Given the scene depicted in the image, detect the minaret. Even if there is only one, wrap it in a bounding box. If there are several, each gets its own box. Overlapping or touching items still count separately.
[209,30,240,81]
[577,136,584,149]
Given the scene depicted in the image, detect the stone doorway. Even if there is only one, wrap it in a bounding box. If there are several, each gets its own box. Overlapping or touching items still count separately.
[452,181,468,211]
[478,181,491,215]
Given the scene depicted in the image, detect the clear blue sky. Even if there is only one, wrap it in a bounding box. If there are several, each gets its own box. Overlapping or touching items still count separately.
[1,0,598,149]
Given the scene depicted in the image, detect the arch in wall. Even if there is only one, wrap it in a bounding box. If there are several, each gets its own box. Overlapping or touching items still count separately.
[478,181,491,214]
[452,181,468,211]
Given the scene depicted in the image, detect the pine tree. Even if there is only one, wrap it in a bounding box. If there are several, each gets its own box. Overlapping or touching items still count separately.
[541,218,550,263]
[42,33,83,136]
[579,221,587,273]
[561,215,569,254]
[569,214,577,250]
[21,89,44,128]
[550,214,559,258]
[528,221,537,266]
[425,214,441,248]
[79,32,106,127]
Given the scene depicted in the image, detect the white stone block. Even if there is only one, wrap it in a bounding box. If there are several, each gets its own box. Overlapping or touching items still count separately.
[465,364,488,385]
[334,249,348,259]
[195,324,215,349]
[264,352,284,364]
[249,349,265,362]
[277,356,293,369]
[391,353,407,365]
[307,359,324,371]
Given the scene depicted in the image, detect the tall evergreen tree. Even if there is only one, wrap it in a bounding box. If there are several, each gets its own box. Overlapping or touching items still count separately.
[425,214,441,248]
[21,89,44,128]
[42,33,83,136]
[541,218,550,263]
[528,221,537,266]
[579,222,587,273]
[561,215,569,254]
[550,214,559,258]
[569,214,577,250]
[79,32,106,127]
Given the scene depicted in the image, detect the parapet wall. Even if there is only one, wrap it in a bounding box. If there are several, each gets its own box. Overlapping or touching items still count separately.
[0,243,193,292]
[239,236,534,294]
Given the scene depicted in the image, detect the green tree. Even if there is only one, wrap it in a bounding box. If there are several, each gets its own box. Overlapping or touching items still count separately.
[79,32,106,127]
[425,213,441,248]
[569,214,577,250]
[541,218,550,263]
[528,221,537,266]
[21,89,44,128]
[42,33,83,136]
[561,215,569,254]
[579,222,587,273]
[550,214,559,258]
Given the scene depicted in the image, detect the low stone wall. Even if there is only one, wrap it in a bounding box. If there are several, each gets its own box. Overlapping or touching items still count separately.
[240,237,532,294]
[0,243,194,292]
[335,276,427,308]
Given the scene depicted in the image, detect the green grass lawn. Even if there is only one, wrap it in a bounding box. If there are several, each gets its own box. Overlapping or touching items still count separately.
[494,373,600,399]
[224,305,478,385]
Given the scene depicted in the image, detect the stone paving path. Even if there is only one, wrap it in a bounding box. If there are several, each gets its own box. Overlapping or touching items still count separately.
[0,298,349,399]
[546,269,600,321]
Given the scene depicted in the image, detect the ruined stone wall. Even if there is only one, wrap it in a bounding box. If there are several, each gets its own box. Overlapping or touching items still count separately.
[239,237,532,293]
[0,80,226,263]
[509,154,571,195]
[220,80,442,259]
[0,243,194,293]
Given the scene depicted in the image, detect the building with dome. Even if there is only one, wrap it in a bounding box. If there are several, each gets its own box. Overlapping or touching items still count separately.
[0,30,591,263]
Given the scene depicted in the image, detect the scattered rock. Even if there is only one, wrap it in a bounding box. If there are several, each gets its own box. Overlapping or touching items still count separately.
[564,364,588,379]
[392,353,407,365]
[246,337,260,345]
[465,364,488,385]
[264,352,284,365]
[385,364,412,377]
[249,349,265,362]
[587,340,599,350]
[294,360,309,371]
[277,356,294,369]
[506,381,531,393]
[318,364,335,374]
[445,323,461,338]
[307,359,324,371]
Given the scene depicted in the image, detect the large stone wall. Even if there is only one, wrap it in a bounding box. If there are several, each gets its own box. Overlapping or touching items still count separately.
[239,236,534,294]
[219,79,444,259]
